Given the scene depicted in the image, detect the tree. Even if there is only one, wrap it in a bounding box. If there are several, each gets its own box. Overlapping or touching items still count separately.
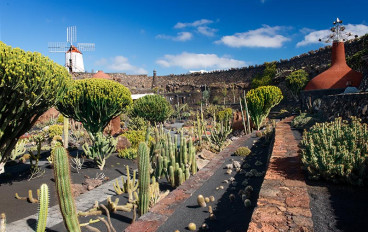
[251,62,276,89]
[244,86,283,130]
[57,78,132,169]
[130,94,172,125]
[285,69,309,101]
[0,42,71,173]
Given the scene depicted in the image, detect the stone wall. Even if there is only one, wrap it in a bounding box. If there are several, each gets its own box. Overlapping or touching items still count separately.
[72,36,367,104]
[316,92,368,122]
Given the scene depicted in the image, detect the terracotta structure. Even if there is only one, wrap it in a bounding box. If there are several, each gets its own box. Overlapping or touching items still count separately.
[305,41,362,90]
[92,70,121,136]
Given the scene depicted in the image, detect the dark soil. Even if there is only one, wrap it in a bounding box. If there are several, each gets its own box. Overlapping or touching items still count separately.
[291,129,368,232]
[0,149,137,224]
[157,134,273,232]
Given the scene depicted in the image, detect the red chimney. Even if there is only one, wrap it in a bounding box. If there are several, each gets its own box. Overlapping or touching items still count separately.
[304,41,362,90]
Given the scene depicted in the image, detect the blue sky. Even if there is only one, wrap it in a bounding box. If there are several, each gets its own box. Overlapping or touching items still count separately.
[1,0,368,75]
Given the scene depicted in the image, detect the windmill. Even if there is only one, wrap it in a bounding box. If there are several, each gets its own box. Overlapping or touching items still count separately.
[48,26,95,73]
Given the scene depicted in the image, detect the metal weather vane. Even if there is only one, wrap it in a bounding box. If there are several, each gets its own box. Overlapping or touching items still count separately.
[319,18,358,43]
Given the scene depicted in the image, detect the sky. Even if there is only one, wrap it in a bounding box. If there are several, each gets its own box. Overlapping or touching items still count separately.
[1,0,368,76]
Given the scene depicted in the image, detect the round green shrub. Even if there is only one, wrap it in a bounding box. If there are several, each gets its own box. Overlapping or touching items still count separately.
[122,130,146,149]
[131,94,172,124]
[57,78,132,135]
[235,146,251,156]
[0,41,71,171]
[48,125,63,139]
[244,85,283,130]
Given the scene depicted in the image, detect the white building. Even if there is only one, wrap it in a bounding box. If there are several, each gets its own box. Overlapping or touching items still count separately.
[65,45,85,72]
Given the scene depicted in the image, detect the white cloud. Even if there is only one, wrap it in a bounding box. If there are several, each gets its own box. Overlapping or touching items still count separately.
[297,24,368,47]
[95,56,147,74]
[156,52,246,70]
[216,25,290,48]
[197,26,217,37]
[156,32,193,42]
[174,19,213,29]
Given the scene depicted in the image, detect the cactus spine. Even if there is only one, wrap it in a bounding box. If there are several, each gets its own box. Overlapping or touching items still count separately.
[36,184,49,232]
[53,145,81,232]
[138,142,150,216]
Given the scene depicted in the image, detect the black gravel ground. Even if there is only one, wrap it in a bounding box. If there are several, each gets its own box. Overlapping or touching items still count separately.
[292,129,368,232]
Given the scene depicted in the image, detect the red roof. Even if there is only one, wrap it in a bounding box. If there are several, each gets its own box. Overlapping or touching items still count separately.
[66,45,82,54]
[92,70,111,79]
[304,41,362,90]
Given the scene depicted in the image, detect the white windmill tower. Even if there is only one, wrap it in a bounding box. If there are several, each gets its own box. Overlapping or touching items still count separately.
[48,26,95,73]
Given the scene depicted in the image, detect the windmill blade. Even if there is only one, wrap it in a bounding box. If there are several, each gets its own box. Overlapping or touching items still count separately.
[48,42,68,52]
[67,26,77,45]
[77,43,95,52]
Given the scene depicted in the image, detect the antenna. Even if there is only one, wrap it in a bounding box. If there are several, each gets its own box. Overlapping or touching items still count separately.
[48,26,95,73]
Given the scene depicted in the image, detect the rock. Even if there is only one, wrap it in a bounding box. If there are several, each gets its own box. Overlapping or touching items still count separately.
[116,136,131,151]
[71,184,87,197]
[84,178,103,191]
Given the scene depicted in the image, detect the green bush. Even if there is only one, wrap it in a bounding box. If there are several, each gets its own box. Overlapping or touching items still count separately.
[0,41,71,173]
[117,148,137,160]
[57,78,132,135]
[235,147,251,156]
[244,86,283,130]
[127,116,147,131]
[48,125,63,139]
[285,69,309,100]
[122,130,146,149]
[301,117,368,185]
[251,62,276,89]
[131,95,172,124]
[291,113,317,130]
[217,108,233,123]
[57,78,132,169]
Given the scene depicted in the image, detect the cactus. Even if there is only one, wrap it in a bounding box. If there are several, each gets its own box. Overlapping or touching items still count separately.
[0,41,71,174]
[207,113,233,152]
[36,184,49,232]
[113,165,138,201]
[138,142,150,216]
[197,195,206,207]
[301,117,368,185]
[53,145,81,232]
[150,128,197,188]
[10,139,27,161]
[242,86,283,130]
[0,213,5,232]
[82,132,117,170]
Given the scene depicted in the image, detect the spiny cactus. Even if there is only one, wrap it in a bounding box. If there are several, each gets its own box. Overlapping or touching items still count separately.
[82,132,117,170]
[0,41,71,174]
[53,145,81,232]
[138,142,150,216]
[36,184,49,232]
[197,195,206,207]
[113,165,138,201]
[0,213,5,232]
[151,128,197,187]
[10,139,27,161]
[301,117,368,185]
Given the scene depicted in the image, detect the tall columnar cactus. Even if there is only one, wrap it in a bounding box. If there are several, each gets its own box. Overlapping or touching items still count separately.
[0,42,71,174]
[151,129,197,187]
[243,86,283,130]
[36,183,49,232]
[138,142,150,216]
[53,145,81,232]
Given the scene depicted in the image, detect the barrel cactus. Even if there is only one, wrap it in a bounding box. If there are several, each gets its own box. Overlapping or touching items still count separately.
[0,42,71,174]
